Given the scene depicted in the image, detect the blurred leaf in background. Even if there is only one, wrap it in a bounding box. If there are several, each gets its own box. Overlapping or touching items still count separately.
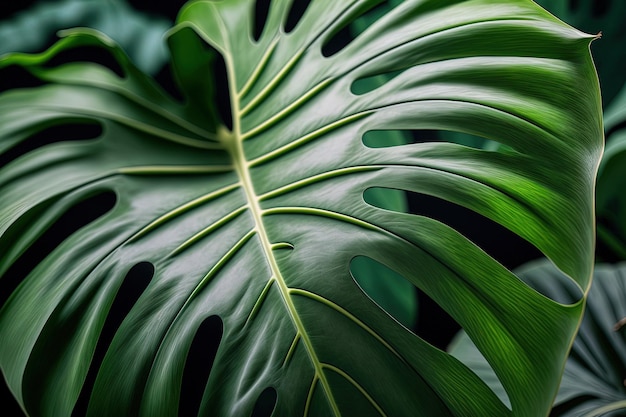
[0,0,170,75]
[597,84,626,261]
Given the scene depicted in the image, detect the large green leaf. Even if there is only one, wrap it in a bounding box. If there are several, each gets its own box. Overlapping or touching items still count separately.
[450,260,626,416]
[0,1,602,416]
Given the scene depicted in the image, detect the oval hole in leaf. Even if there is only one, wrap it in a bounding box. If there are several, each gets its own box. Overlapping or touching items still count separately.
[515,260,582,305]
[179,315,223,417]
[0,190,116,309]
[72,262,154,417]
[438,130,504,152]
[0,120,103,170]
[213,50,233,130]
[418,290,461,349]
[351,256,417,330]
[350,69,404,95]
[361,129,415,148]
[251,387,277,417]
[0,64,46,94]
[406,191,543,270]
[363,187,406,212]
[284,0,312,33]
[43,45,125,78]
[253,0,271,41]
[448,331,511,409]
[321,1,393,57]
[321,21,352,57]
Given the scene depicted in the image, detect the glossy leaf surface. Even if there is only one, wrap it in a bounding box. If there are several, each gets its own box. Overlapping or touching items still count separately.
[0,1,602,416]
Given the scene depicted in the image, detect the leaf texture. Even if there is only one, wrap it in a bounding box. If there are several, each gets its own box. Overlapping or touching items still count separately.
[0,1,602,416]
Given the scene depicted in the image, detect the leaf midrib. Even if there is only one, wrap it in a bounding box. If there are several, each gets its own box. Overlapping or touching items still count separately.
[215,8,341,415]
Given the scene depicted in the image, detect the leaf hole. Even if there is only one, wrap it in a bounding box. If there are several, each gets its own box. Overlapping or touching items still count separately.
[179,315,223,417]
[0,120,103,170]
[320,21,353,58]
[42,45,125,78]
[0,64,46,94]
[284,0,312,33]
[350,256,417,330]
[351,69,404,95]
[437,130,505,152]
[213,50,233,131]
[362,187,406,212]
[515,260,582,305]
[361,129,448,149]
[72,261,154,417]
[0,191,116,309]
[406,191,543,270]
[448,332,511,410]
[361,129,416,148]
[417,290,461,349]
[321,1,393,57]
[251,387,277,417]
[253,0,271,41]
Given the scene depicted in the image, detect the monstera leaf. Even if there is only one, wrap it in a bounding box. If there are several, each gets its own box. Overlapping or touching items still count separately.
[0,1,602,416]
[451,260,626,416]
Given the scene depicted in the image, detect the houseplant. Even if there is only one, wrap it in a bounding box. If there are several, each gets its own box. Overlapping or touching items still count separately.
[0,0,602,415]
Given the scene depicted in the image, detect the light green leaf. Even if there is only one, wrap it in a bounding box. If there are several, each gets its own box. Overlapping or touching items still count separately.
[0,1,602,416]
